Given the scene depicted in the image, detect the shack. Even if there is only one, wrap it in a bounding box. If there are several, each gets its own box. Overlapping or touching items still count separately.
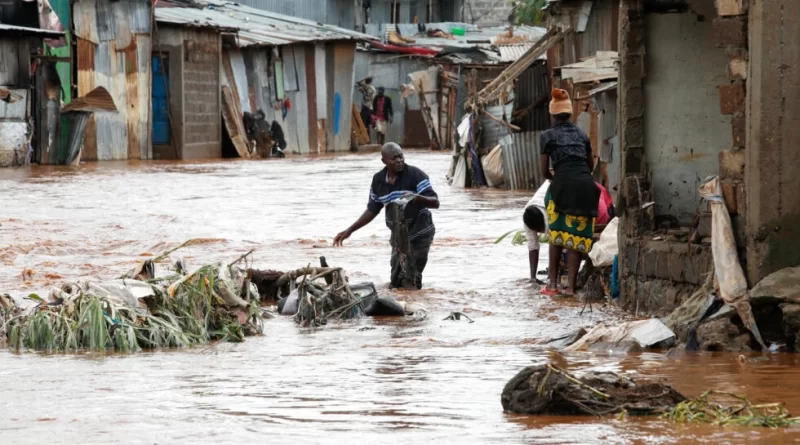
[356,22,551,189]
[72,0,154,162]
[155,0,374,156]
[0,23,65,167]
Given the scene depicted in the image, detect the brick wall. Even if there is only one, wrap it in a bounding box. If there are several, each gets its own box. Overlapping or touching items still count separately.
[713,0,749,265]
[182,29,221,160]
[616,0,747,316]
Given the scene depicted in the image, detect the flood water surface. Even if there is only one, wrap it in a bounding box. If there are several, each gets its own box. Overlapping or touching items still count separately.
[2,152,800,444]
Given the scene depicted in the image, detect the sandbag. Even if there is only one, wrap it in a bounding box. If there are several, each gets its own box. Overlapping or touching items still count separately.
[588,217,619,267]
[481,144,504,187]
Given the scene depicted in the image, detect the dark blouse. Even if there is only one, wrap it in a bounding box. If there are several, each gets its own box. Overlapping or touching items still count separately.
[539,122,591,169]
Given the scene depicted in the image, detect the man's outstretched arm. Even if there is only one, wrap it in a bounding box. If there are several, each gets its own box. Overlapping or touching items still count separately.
[334,209,378,246]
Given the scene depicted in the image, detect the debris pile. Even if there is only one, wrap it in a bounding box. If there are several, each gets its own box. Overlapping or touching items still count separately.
[282,266,362,327]
[0,261,263,352]
[501,363,685,416]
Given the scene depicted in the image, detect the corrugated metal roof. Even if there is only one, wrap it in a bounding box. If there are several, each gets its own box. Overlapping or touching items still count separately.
[365,22,546,64]
[498,45,537,63]
[0,23,64,37]
[155,0,373,46]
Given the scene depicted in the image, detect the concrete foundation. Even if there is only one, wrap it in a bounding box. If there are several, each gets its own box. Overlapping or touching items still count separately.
[745,0,800,284]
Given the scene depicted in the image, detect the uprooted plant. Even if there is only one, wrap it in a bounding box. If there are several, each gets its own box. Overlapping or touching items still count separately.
[663,390,800,428]
[1,259,264,353]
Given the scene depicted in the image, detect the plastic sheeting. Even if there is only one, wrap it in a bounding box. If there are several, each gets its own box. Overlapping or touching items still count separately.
[565,319,676,352]
[588,217,618,267]
[699,176,767,350]
[482,144,504,187]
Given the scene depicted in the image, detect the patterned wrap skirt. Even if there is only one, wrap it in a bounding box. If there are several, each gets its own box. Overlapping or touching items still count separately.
[545,188,596,253]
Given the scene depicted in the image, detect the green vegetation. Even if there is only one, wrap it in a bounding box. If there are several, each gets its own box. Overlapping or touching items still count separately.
[1,264,262,353]
[510,0,549,26]
[664,391,800,428]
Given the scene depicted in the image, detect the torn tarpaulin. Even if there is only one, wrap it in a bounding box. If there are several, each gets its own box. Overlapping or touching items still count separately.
[24,0,66,47]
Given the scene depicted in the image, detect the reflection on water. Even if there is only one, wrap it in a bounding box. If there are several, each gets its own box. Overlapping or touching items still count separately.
[1,152,799,444]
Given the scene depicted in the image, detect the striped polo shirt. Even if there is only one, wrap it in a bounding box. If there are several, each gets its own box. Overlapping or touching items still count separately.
[367,165,437,241]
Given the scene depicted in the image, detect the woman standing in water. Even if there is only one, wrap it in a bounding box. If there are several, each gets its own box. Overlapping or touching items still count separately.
[539,89,600,296]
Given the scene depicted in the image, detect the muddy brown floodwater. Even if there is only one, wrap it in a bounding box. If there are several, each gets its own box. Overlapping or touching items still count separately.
[2,151,800,444]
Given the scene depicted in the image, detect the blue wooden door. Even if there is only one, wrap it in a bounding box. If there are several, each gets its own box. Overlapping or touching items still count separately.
[152,55,170,145]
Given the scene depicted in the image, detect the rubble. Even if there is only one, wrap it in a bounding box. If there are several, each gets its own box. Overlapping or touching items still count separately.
[565,319,676,352]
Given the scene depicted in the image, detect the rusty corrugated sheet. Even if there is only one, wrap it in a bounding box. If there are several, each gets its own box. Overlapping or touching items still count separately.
[73,0,152,161]
[61,86,117,112]
[0,88,28,120]
[577,0,617,59]
[514,60,550,132]
[221,50,251,158]
[504,131,543,190]
[482,102,513,149]
[332,41,355,153]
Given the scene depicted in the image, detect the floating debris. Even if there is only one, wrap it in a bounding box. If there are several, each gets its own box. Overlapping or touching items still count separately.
[663,391,800,428]
[443,312,474,323]
[1,249,265,353]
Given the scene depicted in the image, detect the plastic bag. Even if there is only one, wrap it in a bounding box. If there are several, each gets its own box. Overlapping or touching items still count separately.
[451,156,467,188]
[588,217,619,267]
[481,145,504,187]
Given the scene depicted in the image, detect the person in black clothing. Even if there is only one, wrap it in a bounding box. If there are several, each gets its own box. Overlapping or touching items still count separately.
[269,120,286,158]
[334,142,439,289]
[539,88,600,296]
[372,87,393,145]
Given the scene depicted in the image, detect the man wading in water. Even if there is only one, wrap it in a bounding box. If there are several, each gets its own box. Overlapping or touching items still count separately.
[333,143,439,289]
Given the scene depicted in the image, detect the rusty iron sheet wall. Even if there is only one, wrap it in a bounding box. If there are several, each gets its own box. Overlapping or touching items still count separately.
[74,0,152,161]
[331,41,356,153]
[0,37,27,86]
[504,131,543,190]
[577,0,618,60]
[514,60,550,132]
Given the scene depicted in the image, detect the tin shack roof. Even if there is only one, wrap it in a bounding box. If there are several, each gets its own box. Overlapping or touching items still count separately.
[155,0,375,46]
[365,22,547,65]
[0,23,64,37]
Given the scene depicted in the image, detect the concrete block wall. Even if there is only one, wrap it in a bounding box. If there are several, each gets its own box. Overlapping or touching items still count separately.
[181,30,222,160]
[745,0,800,283]
[619,239,713,316]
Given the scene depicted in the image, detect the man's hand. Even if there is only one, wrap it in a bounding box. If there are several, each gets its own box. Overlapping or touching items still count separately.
[333,230,352,247]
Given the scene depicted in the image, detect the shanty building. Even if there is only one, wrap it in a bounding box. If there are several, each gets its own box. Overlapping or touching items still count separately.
[155,0,374,157]
[0,24,65,167]
[72,0,154,162]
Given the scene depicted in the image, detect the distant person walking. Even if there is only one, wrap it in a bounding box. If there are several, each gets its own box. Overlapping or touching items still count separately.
[357,77,377,142]
[373,87,393,145]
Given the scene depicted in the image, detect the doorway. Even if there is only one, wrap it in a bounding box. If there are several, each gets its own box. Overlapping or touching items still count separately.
[151,53,171,147]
